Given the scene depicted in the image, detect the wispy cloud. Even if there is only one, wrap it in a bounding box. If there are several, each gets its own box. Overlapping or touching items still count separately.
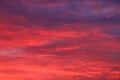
[0,0,120,80]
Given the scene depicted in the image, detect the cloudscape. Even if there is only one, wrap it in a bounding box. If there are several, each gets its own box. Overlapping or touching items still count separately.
[0,0,120,80]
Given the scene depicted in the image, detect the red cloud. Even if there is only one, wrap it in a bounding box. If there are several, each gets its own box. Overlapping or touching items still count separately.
[0,0,120,80]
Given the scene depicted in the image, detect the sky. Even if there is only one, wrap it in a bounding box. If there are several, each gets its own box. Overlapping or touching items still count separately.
[0,0,120,80]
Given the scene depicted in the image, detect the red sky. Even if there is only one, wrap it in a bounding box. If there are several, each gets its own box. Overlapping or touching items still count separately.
[0,0,120,80]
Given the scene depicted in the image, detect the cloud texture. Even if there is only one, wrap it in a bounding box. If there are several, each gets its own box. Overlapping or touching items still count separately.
[0,0,120,80]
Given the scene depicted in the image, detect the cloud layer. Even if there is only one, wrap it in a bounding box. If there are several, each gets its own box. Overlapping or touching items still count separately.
[0,0,120,80]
